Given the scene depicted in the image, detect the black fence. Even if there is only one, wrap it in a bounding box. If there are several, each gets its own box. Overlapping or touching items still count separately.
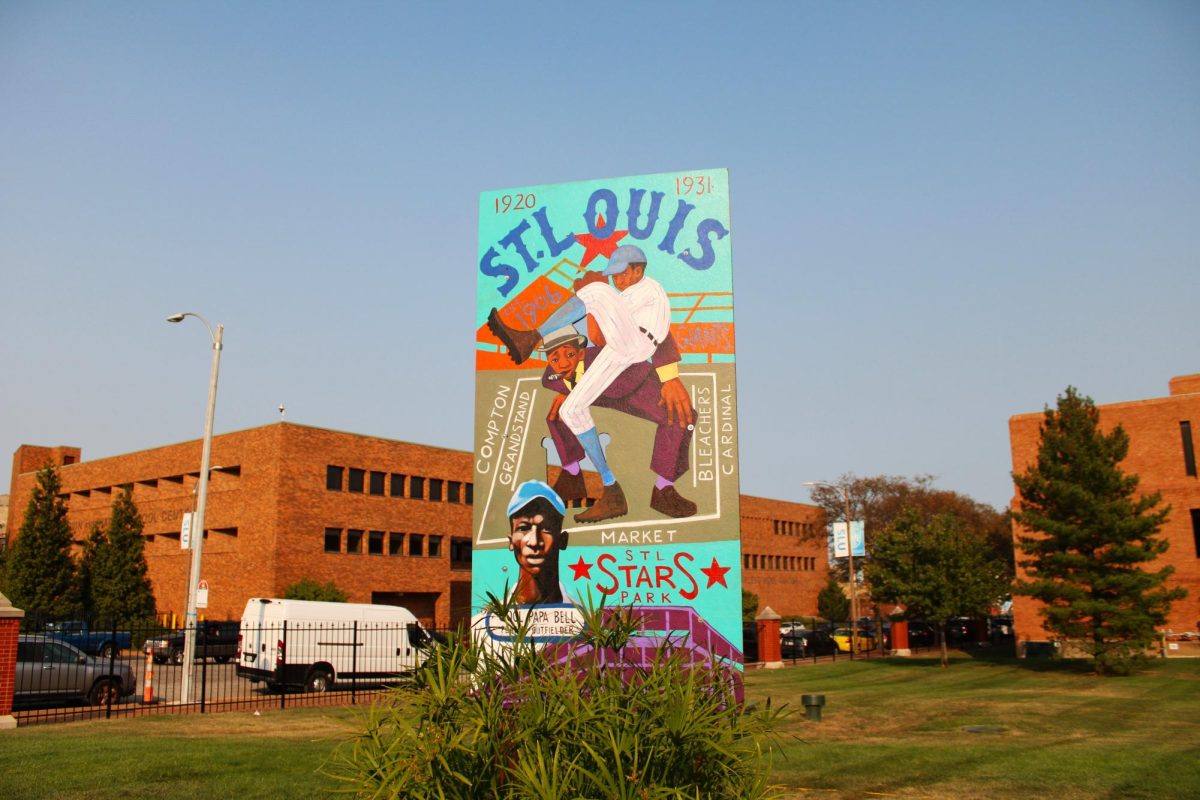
[11,619,449,726]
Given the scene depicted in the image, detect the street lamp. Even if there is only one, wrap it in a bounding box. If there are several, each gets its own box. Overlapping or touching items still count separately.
[804,481,859,655]
[167,312,224,703]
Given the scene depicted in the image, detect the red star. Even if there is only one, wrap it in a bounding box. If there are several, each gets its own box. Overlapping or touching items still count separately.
[569,557,593,581]
[700,558,731,589]
[573,213,628,268]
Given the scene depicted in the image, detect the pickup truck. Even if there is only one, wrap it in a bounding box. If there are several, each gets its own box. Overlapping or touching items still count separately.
[44,621,133,660]
[144,621,240,665]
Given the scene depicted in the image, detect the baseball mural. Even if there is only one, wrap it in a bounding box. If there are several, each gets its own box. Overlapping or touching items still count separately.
[472,169,743,665]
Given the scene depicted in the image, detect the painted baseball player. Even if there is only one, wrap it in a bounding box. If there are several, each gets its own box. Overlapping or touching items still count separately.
[487,245,695,523]
[505,480,570,604]
[538,326,696,519]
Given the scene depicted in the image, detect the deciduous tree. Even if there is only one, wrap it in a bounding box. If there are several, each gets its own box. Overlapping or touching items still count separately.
[1012,387,1184,674]
[866,508,1008,666]
[817,575,850,623]
[807,474,1014,576]
[284,578,349,602]
[741,589,760,622]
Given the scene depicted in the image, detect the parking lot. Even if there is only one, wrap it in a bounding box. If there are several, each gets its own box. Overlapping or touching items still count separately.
[13,652,398,725]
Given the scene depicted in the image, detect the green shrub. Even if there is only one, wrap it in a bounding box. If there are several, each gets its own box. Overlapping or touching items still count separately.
[283,578,348,602]
[328,596,787,798]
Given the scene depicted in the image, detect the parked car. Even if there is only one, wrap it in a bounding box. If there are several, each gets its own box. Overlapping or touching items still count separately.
[741,622,759,663]
[906,620,937,648]
[43,620,132,659]
[15,635,136,707]
[144,621,241,665]
[781,628,838,658]
[831,627,876,653]
[945,617,973,644]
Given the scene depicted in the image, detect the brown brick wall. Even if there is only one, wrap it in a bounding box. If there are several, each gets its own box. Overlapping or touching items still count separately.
[8,423,828,630]
[739,495,830,617]
[0,617,16,716]
[1009,376,1200,644]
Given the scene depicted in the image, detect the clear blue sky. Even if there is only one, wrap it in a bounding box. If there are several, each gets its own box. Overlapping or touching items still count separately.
[2,1,1197,511]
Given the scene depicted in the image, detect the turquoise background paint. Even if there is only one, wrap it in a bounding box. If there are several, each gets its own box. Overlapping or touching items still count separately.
[473,539,743,646]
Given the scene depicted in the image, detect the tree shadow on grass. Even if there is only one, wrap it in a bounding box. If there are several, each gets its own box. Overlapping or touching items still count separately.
[875,646,1097,675]
[962,646,1097,674]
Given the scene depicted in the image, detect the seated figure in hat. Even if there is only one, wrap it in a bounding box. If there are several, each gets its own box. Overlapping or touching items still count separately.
[537,325,696,519]
[505,480,570,604]
[487,245,695,523]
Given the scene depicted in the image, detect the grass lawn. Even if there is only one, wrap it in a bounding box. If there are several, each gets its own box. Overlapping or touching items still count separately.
[0,707,357,799]
[1,654,1197,799]
[750,652,1200,799]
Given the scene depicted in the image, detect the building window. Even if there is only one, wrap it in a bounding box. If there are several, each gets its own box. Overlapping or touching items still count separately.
[370,471,386,496]
[348,468,365,493]
[448,481,461,503]
[368,530,384,555]
[1182,421,1197,477]
[450,537,472,568]
[326,466,344,491]
[429,478,444,502]
[389,532,404,556]
[465,483,474,505]
[324,527,341,553]
[409,476,425,500]
[409,534,424,556]
[346,529,364,554]
[428,535,442,558]
[1192,509,1200,558]
[743,553,750,568]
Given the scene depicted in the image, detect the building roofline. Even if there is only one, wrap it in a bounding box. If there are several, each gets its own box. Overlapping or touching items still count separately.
[1009,388,1200,425]
[11,420,472,480]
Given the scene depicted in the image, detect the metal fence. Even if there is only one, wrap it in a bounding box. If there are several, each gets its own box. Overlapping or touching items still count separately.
[12,619,449,726]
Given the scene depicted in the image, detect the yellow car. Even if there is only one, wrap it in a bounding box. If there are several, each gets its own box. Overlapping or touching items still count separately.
[831,627,876,653]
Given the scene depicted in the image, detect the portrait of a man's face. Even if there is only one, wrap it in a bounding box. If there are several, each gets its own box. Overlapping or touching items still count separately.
[546,342,584,381]
[505,482,568,604]
[509,500,562,575]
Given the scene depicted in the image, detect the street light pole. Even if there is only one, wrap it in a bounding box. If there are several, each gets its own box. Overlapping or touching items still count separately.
[805,481,859,654]
[167,312,223,704]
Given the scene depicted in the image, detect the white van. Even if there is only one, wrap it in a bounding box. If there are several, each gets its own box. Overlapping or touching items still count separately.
[235,597,435,692]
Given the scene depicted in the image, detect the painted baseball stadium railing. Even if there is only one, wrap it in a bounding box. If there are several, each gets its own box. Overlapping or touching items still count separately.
[538,605,744,702]
[475,258,735,369]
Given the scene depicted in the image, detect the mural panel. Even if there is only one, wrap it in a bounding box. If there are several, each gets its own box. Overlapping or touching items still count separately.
[472,169,743,664]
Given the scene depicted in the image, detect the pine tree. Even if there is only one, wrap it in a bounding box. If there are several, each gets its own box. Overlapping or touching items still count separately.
[88,486,156,625]
[817,575,850,622]
[77,521,107,617]
[1012,386,1185,674]
[8,465,78,620]
[866,508,1008,667]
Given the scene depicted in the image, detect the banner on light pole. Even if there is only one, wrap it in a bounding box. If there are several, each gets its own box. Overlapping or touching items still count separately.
[831,520,865,558]
[180,512,195,550]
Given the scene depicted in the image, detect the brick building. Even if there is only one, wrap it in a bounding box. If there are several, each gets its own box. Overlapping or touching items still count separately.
[1008,374,1200,648]
[7,423,828,628]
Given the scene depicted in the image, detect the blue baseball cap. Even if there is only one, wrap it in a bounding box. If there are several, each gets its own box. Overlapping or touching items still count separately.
[506,480,566,518]
[603,244,648,276]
